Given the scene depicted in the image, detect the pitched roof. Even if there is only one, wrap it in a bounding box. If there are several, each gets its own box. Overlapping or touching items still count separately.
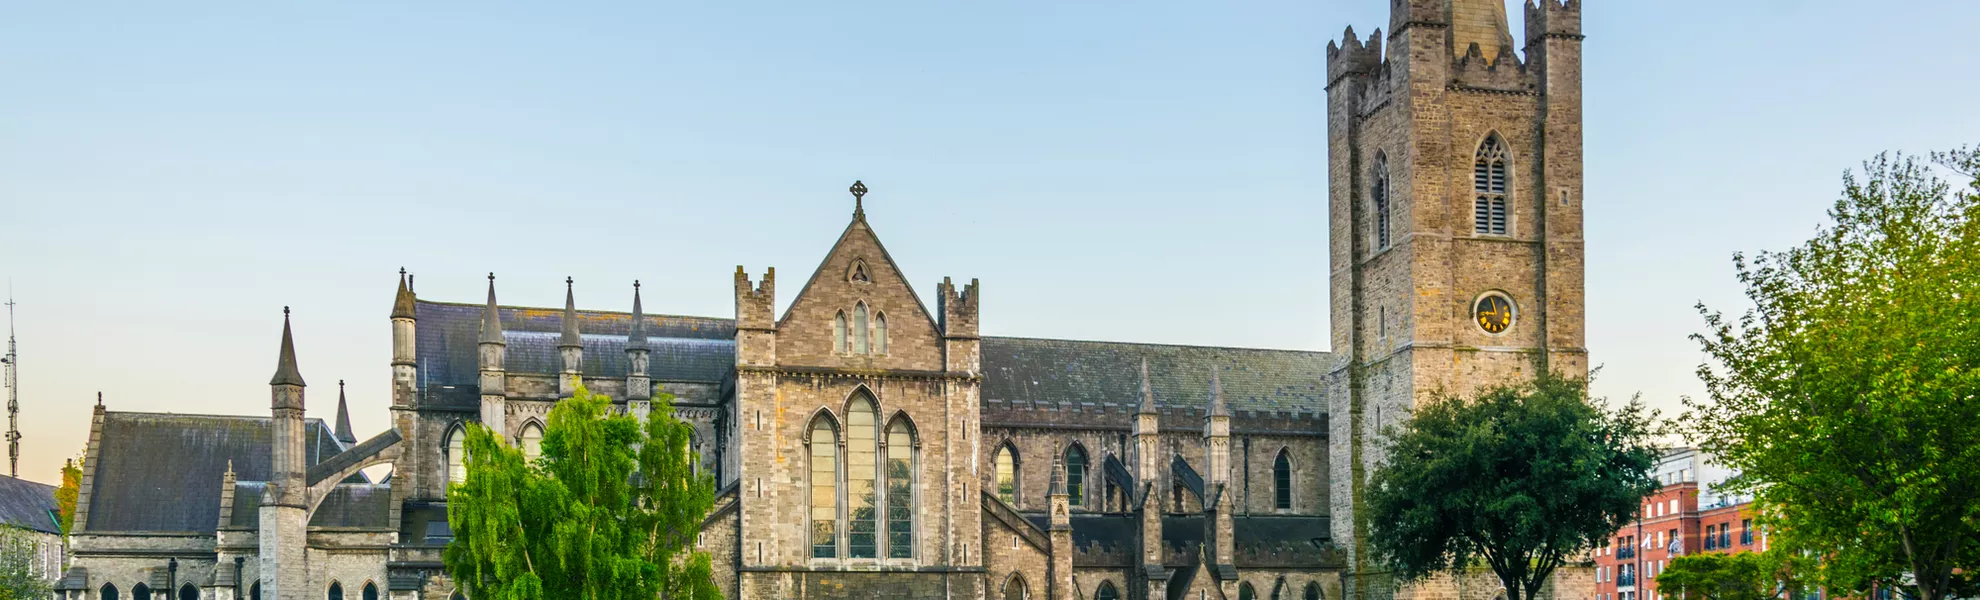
[414,300,736,394]
[86,412,344,533]
[309,483,392,528]
[979,337,1330,417]
[0,476,59,535]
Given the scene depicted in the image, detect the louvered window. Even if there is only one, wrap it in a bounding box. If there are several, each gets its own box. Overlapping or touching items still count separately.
[1474,136,1510,235]
[1373,154,1393,249]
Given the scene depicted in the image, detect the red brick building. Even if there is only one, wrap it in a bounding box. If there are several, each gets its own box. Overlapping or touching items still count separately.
[1592,448,1762,600]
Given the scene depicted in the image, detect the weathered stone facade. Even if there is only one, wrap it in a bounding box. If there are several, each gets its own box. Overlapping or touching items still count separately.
[60,3,1602,599]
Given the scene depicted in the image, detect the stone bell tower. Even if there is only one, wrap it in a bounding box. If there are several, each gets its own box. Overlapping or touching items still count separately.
[1324,2,1588,600]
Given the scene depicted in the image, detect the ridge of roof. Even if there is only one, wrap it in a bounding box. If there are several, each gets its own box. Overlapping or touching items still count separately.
[416,298,731,325]
[982,335,1331,357]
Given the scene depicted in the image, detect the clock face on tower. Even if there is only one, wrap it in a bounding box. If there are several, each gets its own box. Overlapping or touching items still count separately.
[1474,293,1515,334]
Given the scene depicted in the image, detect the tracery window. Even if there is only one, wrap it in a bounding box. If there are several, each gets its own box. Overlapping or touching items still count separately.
[328,581,343,600]
[518,422,544,463]
[885,417,915,559]
[834,311,848,353]
[994,443,1019,506]
[1003,574,1028,600]
[853,303,870,354]
[446,425,467,484]
[809,415,840,558]
[1095,582,1120,600]
[1374,152,1392,249]
[1064,444,1088,507]
[846,395,878,558]
[1274,448,1293,510]
[1474,135,1510,235]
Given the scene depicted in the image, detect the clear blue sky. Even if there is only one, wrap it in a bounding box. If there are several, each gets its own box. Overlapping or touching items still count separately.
[2,1,1976,483]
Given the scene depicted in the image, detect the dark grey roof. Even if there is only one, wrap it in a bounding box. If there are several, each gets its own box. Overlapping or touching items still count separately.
[86,412,343,533]
[228,482,264,528]
[270,311,305,387]
[414,300,736,393]
[309,483,391,528]
[0,475,59,535]
[979,337,1330,415]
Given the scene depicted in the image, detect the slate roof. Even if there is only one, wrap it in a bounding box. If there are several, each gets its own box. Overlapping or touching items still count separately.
[980,337,1330,415]
[0,475,59,535]
[413,300,735,395]
[309,483,392,528]
[415,299,1329,417]
[86,412,345,533]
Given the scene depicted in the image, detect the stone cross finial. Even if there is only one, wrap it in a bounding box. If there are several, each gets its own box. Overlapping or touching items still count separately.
[850,180,868,219]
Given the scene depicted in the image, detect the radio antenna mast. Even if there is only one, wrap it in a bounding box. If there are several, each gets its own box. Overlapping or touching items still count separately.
[3,285,18,479]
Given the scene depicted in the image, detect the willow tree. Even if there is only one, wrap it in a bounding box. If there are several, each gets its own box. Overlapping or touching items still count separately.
[444,385,721,600]
[1366,373,1662,600]
[1689,149,1980,600]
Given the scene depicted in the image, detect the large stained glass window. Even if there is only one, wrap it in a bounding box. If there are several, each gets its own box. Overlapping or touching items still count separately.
[847,395,878,558]
[810,417,839,558]
[886,418,914,559]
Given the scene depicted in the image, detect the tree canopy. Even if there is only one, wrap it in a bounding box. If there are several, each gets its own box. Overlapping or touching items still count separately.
[444,385,721,600]
[0,526,51,600]
[1366,373,1662,600]
[1656,550,1810,600]
[1688,148,1980,600]
[55,457,80,536]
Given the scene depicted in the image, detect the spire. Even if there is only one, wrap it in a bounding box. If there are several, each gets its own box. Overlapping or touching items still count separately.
[269,307,306,387]
[390,267,416,320]
[627,280,648,350]
[1452,0,1515,64]
[334,380,355,444]
[1049,455,1067,496]
[479,274,505,345]
[1207,370,1229,418]
[559,277,581,348]
[1137,357,1159,415]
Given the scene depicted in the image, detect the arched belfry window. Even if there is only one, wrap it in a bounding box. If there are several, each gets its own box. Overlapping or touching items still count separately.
[1474,135,1510,235]
[885,415,916,559]
[874,312,888,355]
[846,393,878,558]
[994,443,1019,506]
[1374,152,1393,249]
[853,303,870,355]
[808,414,841,558]
[445,424,467,484]
[833,311,849,353]
[1274,448,1294,510]
[1064,444,1088,507]
[518,421,544,463]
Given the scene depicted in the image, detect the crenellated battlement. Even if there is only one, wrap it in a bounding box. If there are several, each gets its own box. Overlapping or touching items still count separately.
[1235,537,1347,569]
[733,266,775,330]
[938,276,979,338]
[1524,0,1582,44]
[1451,41,1537,93]
[1325,26,1384,87]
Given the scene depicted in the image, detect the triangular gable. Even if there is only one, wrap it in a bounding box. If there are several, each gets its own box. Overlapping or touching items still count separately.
[777,215,946,371]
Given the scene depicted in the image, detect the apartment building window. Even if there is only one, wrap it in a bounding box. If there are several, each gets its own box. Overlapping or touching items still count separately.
[1741,519,1754,545]
[1705,525,1717,550]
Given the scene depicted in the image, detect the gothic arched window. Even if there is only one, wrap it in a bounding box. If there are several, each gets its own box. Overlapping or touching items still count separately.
[1307,582,1324,600]
[1474,135,1510,235]
[1095,581,1120,600]
[1273,578,1288,600]
[994,443,1019,506]
[1275,448,1294,510]
[180,584,199,600]
[328,582,343,600]
[133,584,150,600]
[519,422,544,463]
[853,303,870,355]
[1374,152,1393,249]
[1064,444,1088,507]
[1002,573,1028,600]
[874,312,888,355]
[250,583,261,600]
[846,393,879,558]
[1240,582,1257,600]
[809,414,841,558]
[446,424,467,484]
[363,582,379,600]
[834,311,849,353]
[885,416,916,559]
[100,583,118,600]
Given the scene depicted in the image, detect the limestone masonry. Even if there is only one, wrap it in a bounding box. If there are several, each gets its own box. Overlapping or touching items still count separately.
[58,2,1593,599]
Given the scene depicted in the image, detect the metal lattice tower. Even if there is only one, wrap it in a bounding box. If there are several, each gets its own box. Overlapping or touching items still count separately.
[2,292,17,478]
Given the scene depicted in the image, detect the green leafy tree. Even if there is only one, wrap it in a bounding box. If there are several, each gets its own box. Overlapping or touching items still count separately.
[1366,373,1662,600]
[1688,148,1980,600]
[444,385,721,600]
[1657,550,1811,600]
[0,526,52,600]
